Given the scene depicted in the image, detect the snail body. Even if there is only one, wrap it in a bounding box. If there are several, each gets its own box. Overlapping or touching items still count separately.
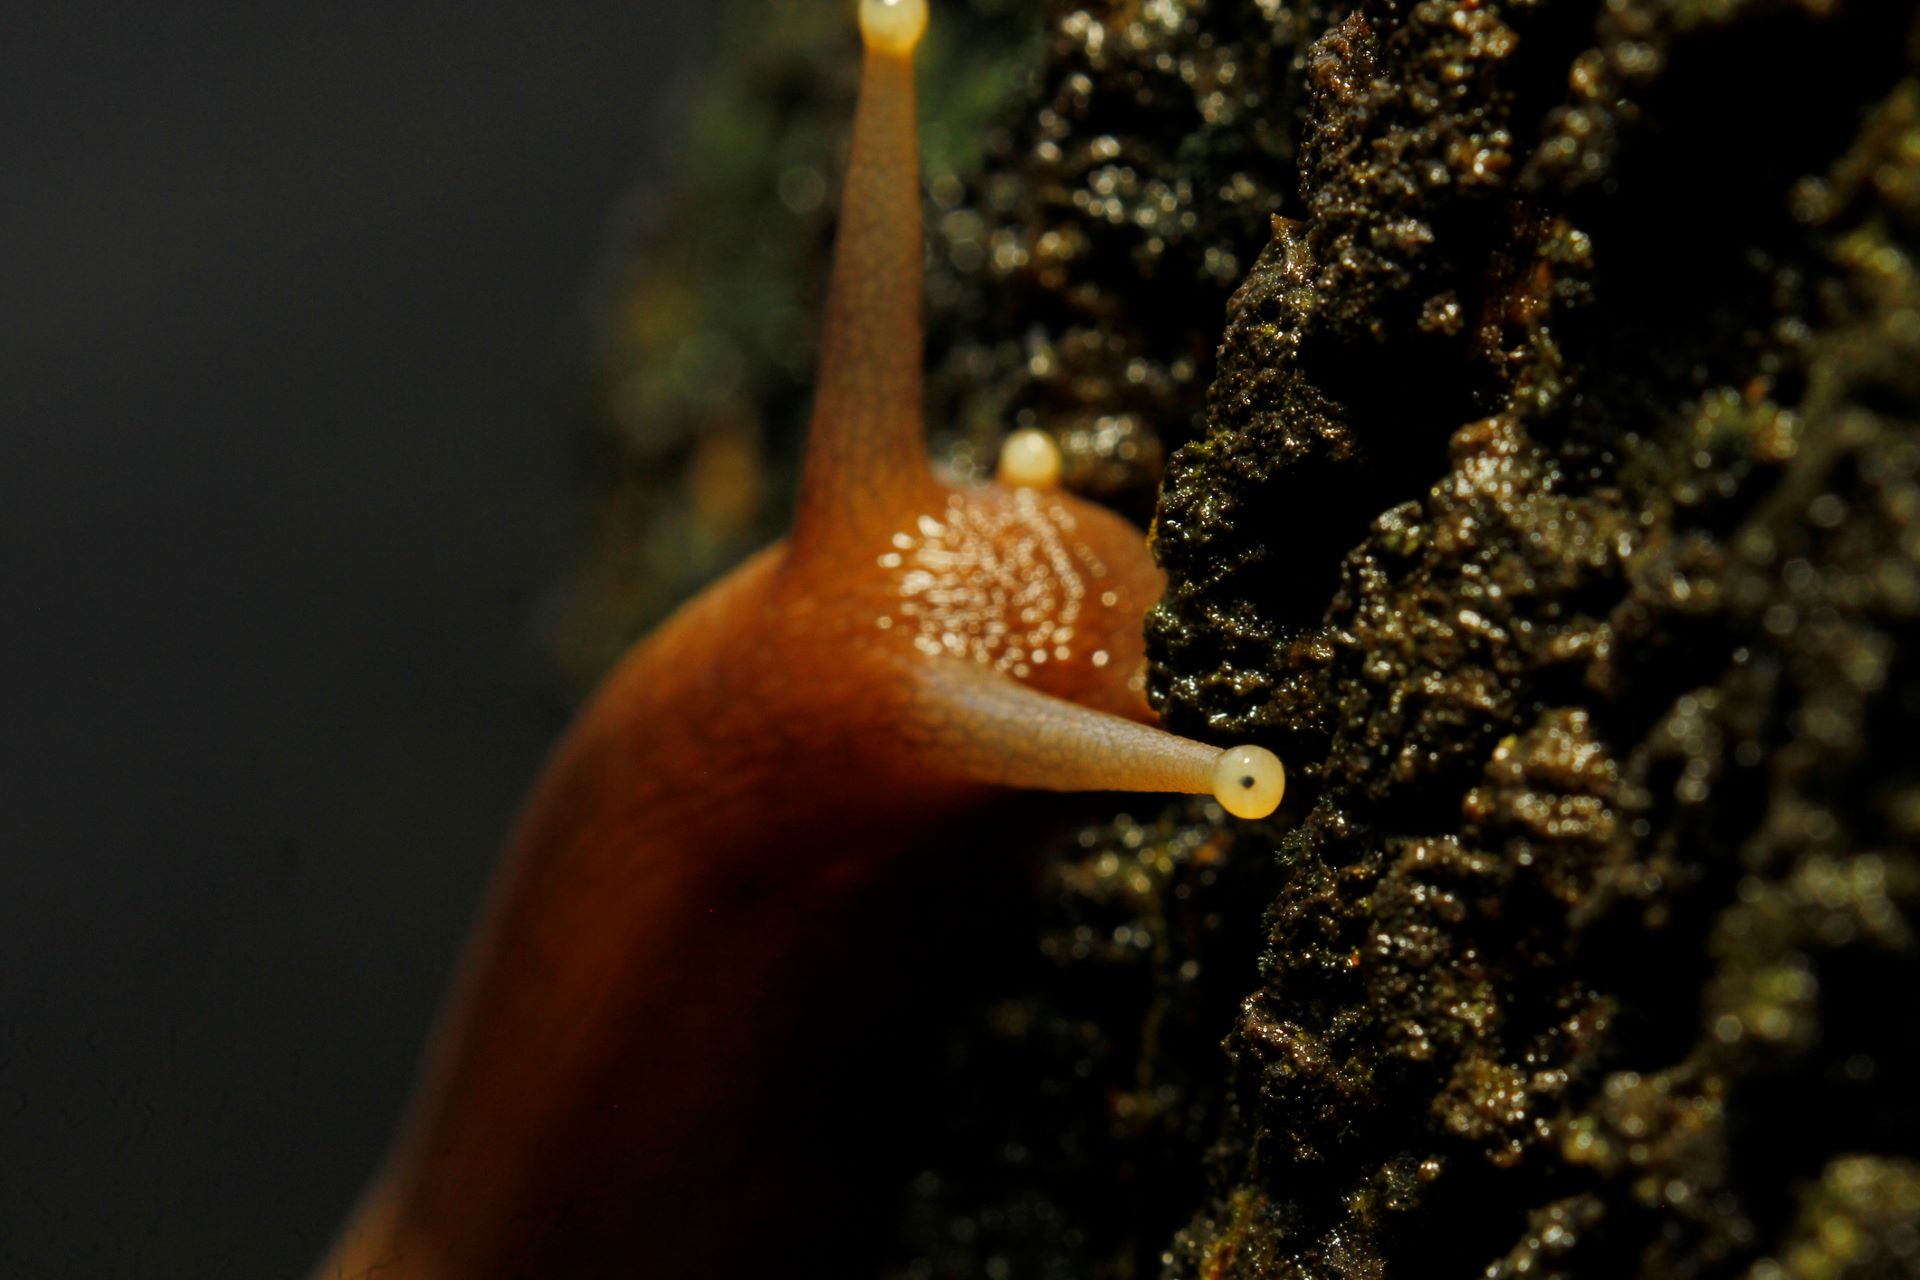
[318,3,1281,1274]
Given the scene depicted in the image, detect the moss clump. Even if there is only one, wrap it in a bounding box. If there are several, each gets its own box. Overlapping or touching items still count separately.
[1156,3,1920,1278]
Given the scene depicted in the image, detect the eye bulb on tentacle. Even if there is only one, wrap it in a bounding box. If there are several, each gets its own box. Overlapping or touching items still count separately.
[859,0,929,54]
[1211,744,1286,819]
[996,429,1063,491]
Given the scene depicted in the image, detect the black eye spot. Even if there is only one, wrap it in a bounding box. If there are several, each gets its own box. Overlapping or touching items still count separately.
[1240,775,1254,788]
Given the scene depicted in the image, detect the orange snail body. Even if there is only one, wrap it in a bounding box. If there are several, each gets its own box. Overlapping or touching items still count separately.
[316,2,1282,1276]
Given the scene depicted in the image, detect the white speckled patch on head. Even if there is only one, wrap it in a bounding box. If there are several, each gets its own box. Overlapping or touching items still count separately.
[876,488,1121,680]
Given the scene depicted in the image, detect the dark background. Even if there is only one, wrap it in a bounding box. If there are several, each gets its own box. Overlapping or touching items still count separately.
[1,6,712,1275]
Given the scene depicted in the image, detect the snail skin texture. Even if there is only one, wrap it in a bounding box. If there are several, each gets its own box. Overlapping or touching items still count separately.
[315,2,1284,1276]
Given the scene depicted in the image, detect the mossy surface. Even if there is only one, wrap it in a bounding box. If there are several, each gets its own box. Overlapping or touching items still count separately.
[1157,2,1920,1276]
[580,1,1920,1276]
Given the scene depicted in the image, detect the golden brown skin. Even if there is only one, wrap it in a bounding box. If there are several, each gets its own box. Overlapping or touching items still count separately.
[321,502,1172,1277]
[316,4,1274,1275]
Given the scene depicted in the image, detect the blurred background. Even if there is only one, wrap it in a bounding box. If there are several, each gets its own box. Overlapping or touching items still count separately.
[1,5,714,1275]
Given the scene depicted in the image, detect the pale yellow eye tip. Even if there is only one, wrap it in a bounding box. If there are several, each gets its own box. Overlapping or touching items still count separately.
[1211,745,1285,819]
[859,0,929,55]
[995,428,1062,490]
